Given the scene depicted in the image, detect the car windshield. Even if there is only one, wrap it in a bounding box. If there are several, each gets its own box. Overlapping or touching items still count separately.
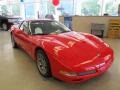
[29,20,71,35]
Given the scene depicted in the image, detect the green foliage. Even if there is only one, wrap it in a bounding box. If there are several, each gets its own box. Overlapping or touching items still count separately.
[12,5,20,16]
[105,1,117,15]
[81,0,100,16]
[1,5,8,16]
[47,1,55,14]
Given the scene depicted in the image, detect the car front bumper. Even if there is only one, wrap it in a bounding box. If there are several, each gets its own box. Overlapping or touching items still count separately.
[53,58,113,83]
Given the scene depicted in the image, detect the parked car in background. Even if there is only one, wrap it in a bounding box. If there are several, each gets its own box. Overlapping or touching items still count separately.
[0,15,22,31]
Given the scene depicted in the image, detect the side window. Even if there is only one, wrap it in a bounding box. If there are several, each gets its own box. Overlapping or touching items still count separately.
[20,21,30,34]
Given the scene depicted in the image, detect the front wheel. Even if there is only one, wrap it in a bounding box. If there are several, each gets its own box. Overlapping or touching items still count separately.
[11,34,18,48]
[36,49,51,78]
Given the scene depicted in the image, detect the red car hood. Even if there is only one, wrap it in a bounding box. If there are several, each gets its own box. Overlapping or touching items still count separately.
[34,31,112,69]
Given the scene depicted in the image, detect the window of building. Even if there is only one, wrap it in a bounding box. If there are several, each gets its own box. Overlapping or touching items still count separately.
[59,0,74,15]
[12,4,20,16]
[81,0,100,16]
[0,0,120,18]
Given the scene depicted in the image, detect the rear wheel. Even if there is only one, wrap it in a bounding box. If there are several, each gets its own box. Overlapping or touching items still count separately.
[36,49,51,78]
[2,23,8,31]
[11,34,18,48]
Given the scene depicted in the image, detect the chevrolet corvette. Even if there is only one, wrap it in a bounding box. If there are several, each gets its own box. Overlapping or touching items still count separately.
[10,19,114,83]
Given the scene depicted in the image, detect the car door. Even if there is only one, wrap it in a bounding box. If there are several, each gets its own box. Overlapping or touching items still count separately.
[12,22,25,46]
[18,21,34,56]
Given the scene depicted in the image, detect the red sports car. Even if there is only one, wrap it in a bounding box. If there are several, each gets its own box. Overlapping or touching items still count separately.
[10,19,114,83]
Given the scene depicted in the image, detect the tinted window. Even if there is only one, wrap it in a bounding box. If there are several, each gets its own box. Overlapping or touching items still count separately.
[30,20,70,35]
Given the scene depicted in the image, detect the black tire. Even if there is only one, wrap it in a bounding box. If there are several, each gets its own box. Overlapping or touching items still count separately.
[36,49,51,78]
[2,23,8,31]
[11,34,18,48]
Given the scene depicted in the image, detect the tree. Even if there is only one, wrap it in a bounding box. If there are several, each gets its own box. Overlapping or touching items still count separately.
[81,0,100,16]
[1,5,8,16]
[105,1,117,15]
[12,4,20,16]
[47,1,55,14]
